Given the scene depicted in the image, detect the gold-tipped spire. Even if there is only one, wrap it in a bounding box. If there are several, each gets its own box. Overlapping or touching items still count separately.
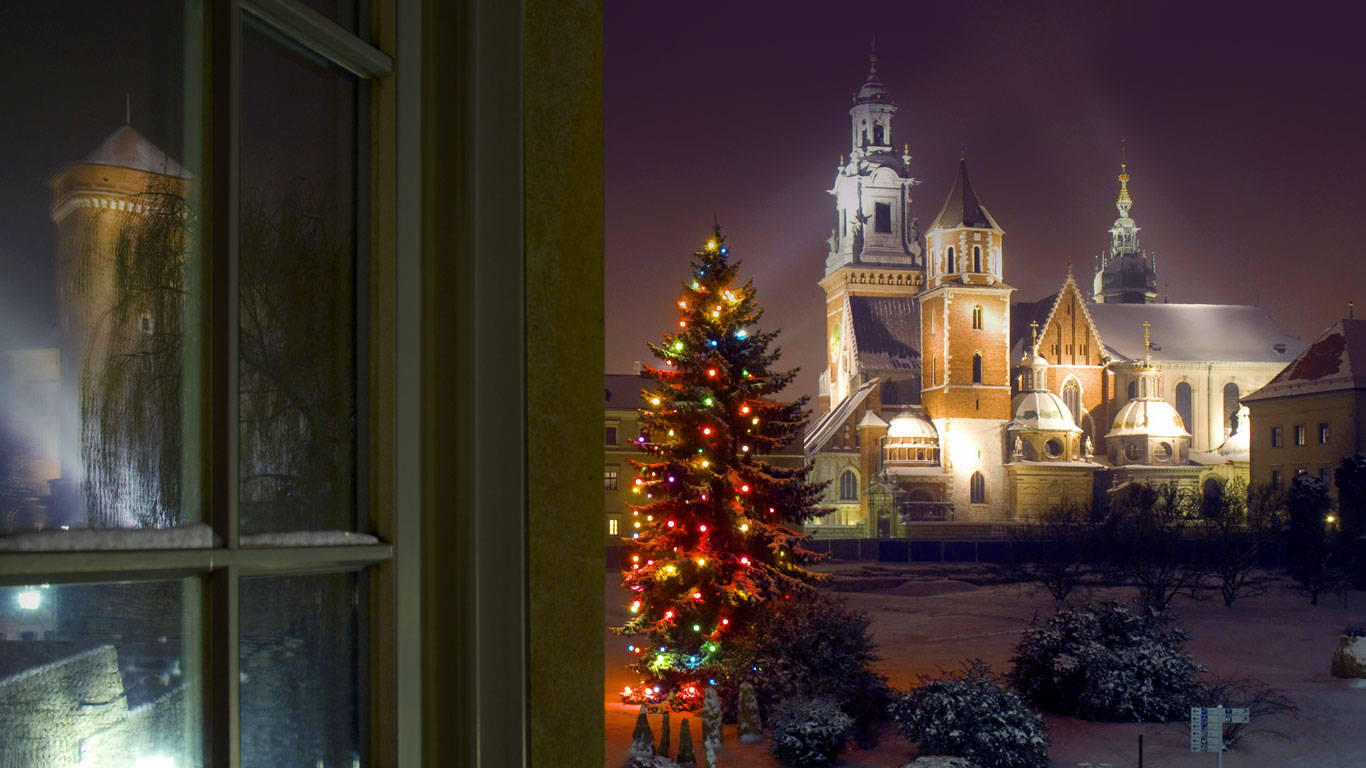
[1141,319,1153,365]
[1116,139,1133,218]
[1030,320,1040,353]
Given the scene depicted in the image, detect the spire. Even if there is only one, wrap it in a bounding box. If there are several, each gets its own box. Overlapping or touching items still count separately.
[930,158,994,231]
[869,37,878,76]
[1116,139,1133,219]
[1141,319,1154,367]
[1030,320,1040,353]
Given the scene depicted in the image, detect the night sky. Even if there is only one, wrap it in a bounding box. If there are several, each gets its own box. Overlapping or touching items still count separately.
[606,2,1366,403]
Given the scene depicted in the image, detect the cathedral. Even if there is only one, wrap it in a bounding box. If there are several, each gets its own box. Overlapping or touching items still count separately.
[804,52,1305,534]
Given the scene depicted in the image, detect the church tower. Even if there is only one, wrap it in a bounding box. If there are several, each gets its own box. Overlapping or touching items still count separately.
[919,158,1012,519]
[1092,153,1158,304]
[48,124,191,510]
[818,43,925,412]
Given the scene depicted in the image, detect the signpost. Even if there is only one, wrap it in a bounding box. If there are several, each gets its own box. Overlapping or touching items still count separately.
[1190,707,1249,767]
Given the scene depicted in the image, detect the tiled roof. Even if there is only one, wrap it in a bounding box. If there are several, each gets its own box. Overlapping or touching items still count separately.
[80,125,190,179]
[1244,319,1366,401]
[929,159,999,232]
[1086,303,1304,364]
[848,295,920,372]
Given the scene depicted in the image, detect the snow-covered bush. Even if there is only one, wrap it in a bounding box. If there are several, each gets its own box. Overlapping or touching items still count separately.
[1009,602,1204,722]
[767,697,851,768]
[721,591,892,746]
[890,661,1047,768]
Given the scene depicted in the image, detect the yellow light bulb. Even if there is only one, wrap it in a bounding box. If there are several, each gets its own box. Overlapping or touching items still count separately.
[696,558,706,567]
[707,239,717,251]
[651,397,661,406]
[740,523,749,532]
[701,460,709,468]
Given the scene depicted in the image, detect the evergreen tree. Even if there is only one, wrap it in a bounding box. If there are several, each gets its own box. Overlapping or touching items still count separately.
[616,227,825,706]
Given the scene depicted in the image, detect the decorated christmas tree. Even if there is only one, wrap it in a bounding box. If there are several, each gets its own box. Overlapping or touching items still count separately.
[615,227,826,707]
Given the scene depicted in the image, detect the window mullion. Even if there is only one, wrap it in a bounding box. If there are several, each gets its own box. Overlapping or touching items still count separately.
[206,0,243,764]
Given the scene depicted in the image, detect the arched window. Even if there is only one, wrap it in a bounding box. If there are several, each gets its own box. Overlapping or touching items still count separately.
[1063,380,1081,425]
[947,246,956,273]
[972,353,983,384]
[973,245,982,273]
[972,305,983,330]
[1223,382,1240,434]
[873,122,884,145]
[839,469,858,501]
[1127,380,1137,401]
[970,471,985,504]
[1175,381,1193,431]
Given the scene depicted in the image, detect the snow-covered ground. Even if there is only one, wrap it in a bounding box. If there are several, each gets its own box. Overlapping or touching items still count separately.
[604,565,1366,767]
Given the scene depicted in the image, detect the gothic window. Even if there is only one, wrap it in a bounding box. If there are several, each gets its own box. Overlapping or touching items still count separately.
[875,202,891,233]
[1063,380,1081,424]
[1223,383,1240,434]
[972,305,983,330]
[970,471,985,504]
[839,469,858,501]
[1174,382,1192,431]
[947,246,956,273]
[972,353,983,384]
[972,245,981,272]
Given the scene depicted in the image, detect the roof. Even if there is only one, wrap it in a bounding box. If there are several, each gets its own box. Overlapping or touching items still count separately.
[929,159,1000,232]
[1107,398,1190,439]
[1244,319,1366,402]
[605,373,648,410]
[848,295,920,372]
[1087,303,1304,364]
[804,378,879,455]
[886,407,937,440]
[78,125,190,178]
[1010,292,1058,361]
[1009,391,1080,433]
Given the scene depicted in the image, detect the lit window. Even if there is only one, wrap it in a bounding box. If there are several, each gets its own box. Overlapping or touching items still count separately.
[1271,426,1282,447]
[608,518,619,536]
[1319,423,1330,444]
[1294,425,1306,446]
[604,470,619,491]
[972,305,983,330]
[838,469,858,501]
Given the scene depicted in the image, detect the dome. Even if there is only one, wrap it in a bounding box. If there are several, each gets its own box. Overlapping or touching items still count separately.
[1020,349,1049,369]
[1107,398,1189,439]
[1009,391,1080,433]
[887,410,937,440]
[1216,405,1251,459]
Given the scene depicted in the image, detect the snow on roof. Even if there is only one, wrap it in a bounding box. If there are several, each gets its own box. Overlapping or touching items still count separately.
[804,378,879,455]
[848,295,920,372]
[605,373,649,410]
[1243,318,1366,402]
[1086,303,1304,364]
[0,523,216,551]
[929,159,1001,233]
[857,409,888,428]
[79,125,190,179]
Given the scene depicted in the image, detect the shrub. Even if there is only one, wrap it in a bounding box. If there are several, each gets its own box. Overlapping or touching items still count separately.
[891,661,1047,768]
[721,591,892,746]
[1009,602,1204,722]
[767,697,851,768]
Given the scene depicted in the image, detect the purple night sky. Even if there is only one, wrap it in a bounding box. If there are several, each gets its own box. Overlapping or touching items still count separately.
[605,1,1365,403]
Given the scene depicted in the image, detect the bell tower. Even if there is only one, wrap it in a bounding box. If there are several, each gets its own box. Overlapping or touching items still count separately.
[1093,146,1158,304]
[919,157,1013,420]
[818,42,925,412]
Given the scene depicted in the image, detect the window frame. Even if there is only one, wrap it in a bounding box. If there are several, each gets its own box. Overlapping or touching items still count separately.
[0,1,403,764]
[969,470,985,504]
[1271,425,1283,448]
[1294,424,1306,446]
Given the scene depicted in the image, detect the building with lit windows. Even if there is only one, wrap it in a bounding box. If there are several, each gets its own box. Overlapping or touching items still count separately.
[803,53,1305,530]
[1244,318,1366,495]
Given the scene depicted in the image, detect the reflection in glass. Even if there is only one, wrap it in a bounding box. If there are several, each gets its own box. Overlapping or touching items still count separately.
[239,23,361,534]
[0,580,199,766]
[0,1,199,534]
[241,572,364,767]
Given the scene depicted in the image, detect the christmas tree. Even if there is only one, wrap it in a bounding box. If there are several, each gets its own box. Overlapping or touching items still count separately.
[616,227,826,707]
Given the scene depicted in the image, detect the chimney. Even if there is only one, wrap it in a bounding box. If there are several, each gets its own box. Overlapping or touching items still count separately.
[632,360,643,375]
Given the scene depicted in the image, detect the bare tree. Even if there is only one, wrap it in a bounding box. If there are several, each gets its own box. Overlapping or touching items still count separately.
[1100,482,1203,612]
[1199,476,1275,607]
[1007,501,1095,605]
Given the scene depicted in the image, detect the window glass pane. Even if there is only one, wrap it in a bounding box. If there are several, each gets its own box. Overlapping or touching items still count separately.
[241,571,364,766]
[240,22,362,534]
[0,579,200,765]
[0,2,202,535]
